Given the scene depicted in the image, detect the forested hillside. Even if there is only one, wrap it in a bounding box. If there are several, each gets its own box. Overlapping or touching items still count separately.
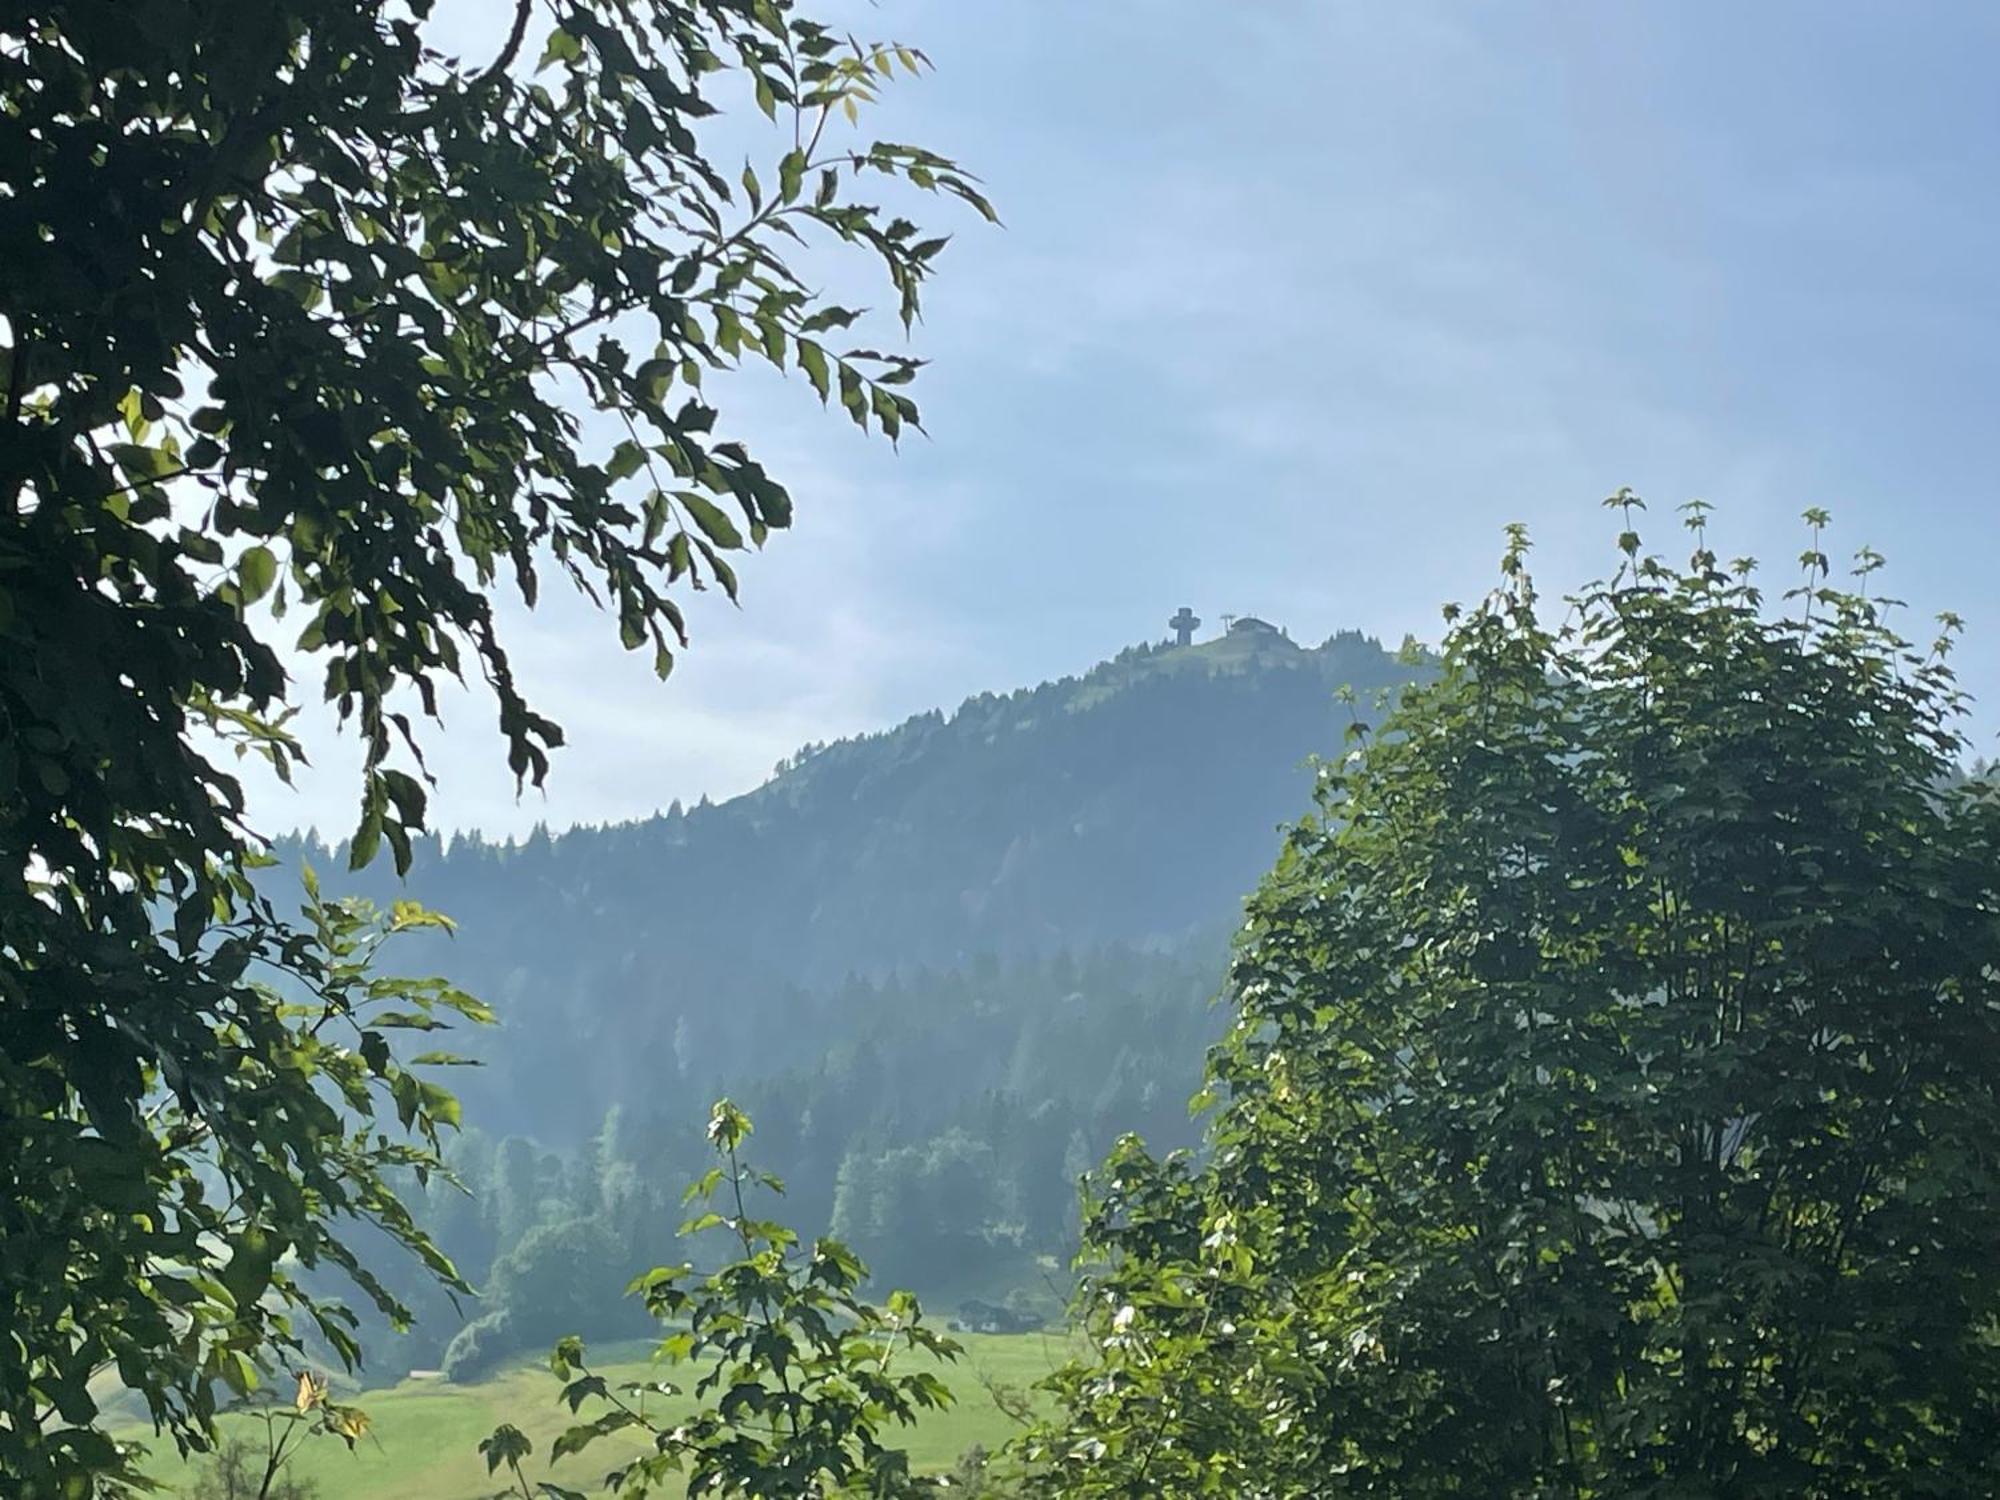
[291,626,1421,1377]
[294,626,1415,1138]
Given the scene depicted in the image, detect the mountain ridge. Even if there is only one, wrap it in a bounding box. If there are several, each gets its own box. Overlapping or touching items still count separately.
[279,626,1430,1375]
[285,625,1424,1141]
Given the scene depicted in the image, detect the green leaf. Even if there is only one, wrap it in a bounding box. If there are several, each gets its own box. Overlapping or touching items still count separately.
[236,545,278,605]
[778,148,806,204]
[607,439,647,482]
[797,340,830,401]
[480,1424,533,1475]
[679,493,743,550]
[537,28,583,69]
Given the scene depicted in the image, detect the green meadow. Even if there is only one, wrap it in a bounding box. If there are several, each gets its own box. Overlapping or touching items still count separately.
[127,1331,1069,1498]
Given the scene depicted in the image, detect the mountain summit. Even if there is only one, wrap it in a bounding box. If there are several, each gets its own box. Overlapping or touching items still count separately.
[297,627,1421,1138]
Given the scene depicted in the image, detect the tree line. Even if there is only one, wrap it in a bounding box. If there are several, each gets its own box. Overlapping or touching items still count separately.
[308,940,1226,1384]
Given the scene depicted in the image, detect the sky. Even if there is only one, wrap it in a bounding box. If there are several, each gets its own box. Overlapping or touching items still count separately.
[254,1,2000,843]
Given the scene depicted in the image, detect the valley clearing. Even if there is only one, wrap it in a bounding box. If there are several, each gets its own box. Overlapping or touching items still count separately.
[122,1331,1064,1498]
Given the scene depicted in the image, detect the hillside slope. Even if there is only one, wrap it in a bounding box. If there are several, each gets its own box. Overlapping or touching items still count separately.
[274,626,1426,1377]
[292,627,1418,1143]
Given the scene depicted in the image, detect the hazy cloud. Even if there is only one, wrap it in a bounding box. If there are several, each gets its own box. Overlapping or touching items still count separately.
[249,0,2000,843]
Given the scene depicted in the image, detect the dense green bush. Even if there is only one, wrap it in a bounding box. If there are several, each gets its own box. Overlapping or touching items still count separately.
[440,1217,636,1380]
[491,1220,639,1349]
[441,1311,517,1386]
[1034,507,2000,1497]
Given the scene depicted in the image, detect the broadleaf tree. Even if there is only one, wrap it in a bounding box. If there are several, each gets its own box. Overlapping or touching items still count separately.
[0,2,991,1493]
[1030,503,2000,1496]
[478,1100,961,1499]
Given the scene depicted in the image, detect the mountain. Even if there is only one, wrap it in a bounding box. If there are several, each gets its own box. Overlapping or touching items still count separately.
[297,624,1419,1139]
[287,624,1426,1375]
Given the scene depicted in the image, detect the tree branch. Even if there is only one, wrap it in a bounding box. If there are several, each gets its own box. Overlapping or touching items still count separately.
[472,0,537,95]
[3,330,25,426]
[1,327,27,516]
[402,0,535,129]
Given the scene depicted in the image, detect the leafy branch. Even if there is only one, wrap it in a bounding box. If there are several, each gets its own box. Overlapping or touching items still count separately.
[480,1100,960,1498]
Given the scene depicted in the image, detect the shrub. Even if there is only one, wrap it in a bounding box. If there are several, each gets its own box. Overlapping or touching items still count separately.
[441,1310,516,1385]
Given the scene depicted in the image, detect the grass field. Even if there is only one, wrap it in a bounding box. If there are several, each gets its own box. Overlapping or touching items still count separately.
[127,1330,1078,1498]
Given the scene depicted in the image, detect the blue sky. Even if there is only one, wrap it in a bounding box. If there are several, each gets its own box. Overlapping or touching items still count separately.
[259,1,2000,841]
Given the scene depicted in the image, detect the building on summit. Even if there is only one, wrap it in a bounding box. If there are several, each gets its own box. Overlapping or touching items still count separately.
[1168,608,1289,648]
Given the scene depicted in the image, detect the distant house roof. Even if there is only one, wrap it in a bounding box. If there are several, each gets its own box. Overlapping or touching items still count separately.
[1228,615,1280,635]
